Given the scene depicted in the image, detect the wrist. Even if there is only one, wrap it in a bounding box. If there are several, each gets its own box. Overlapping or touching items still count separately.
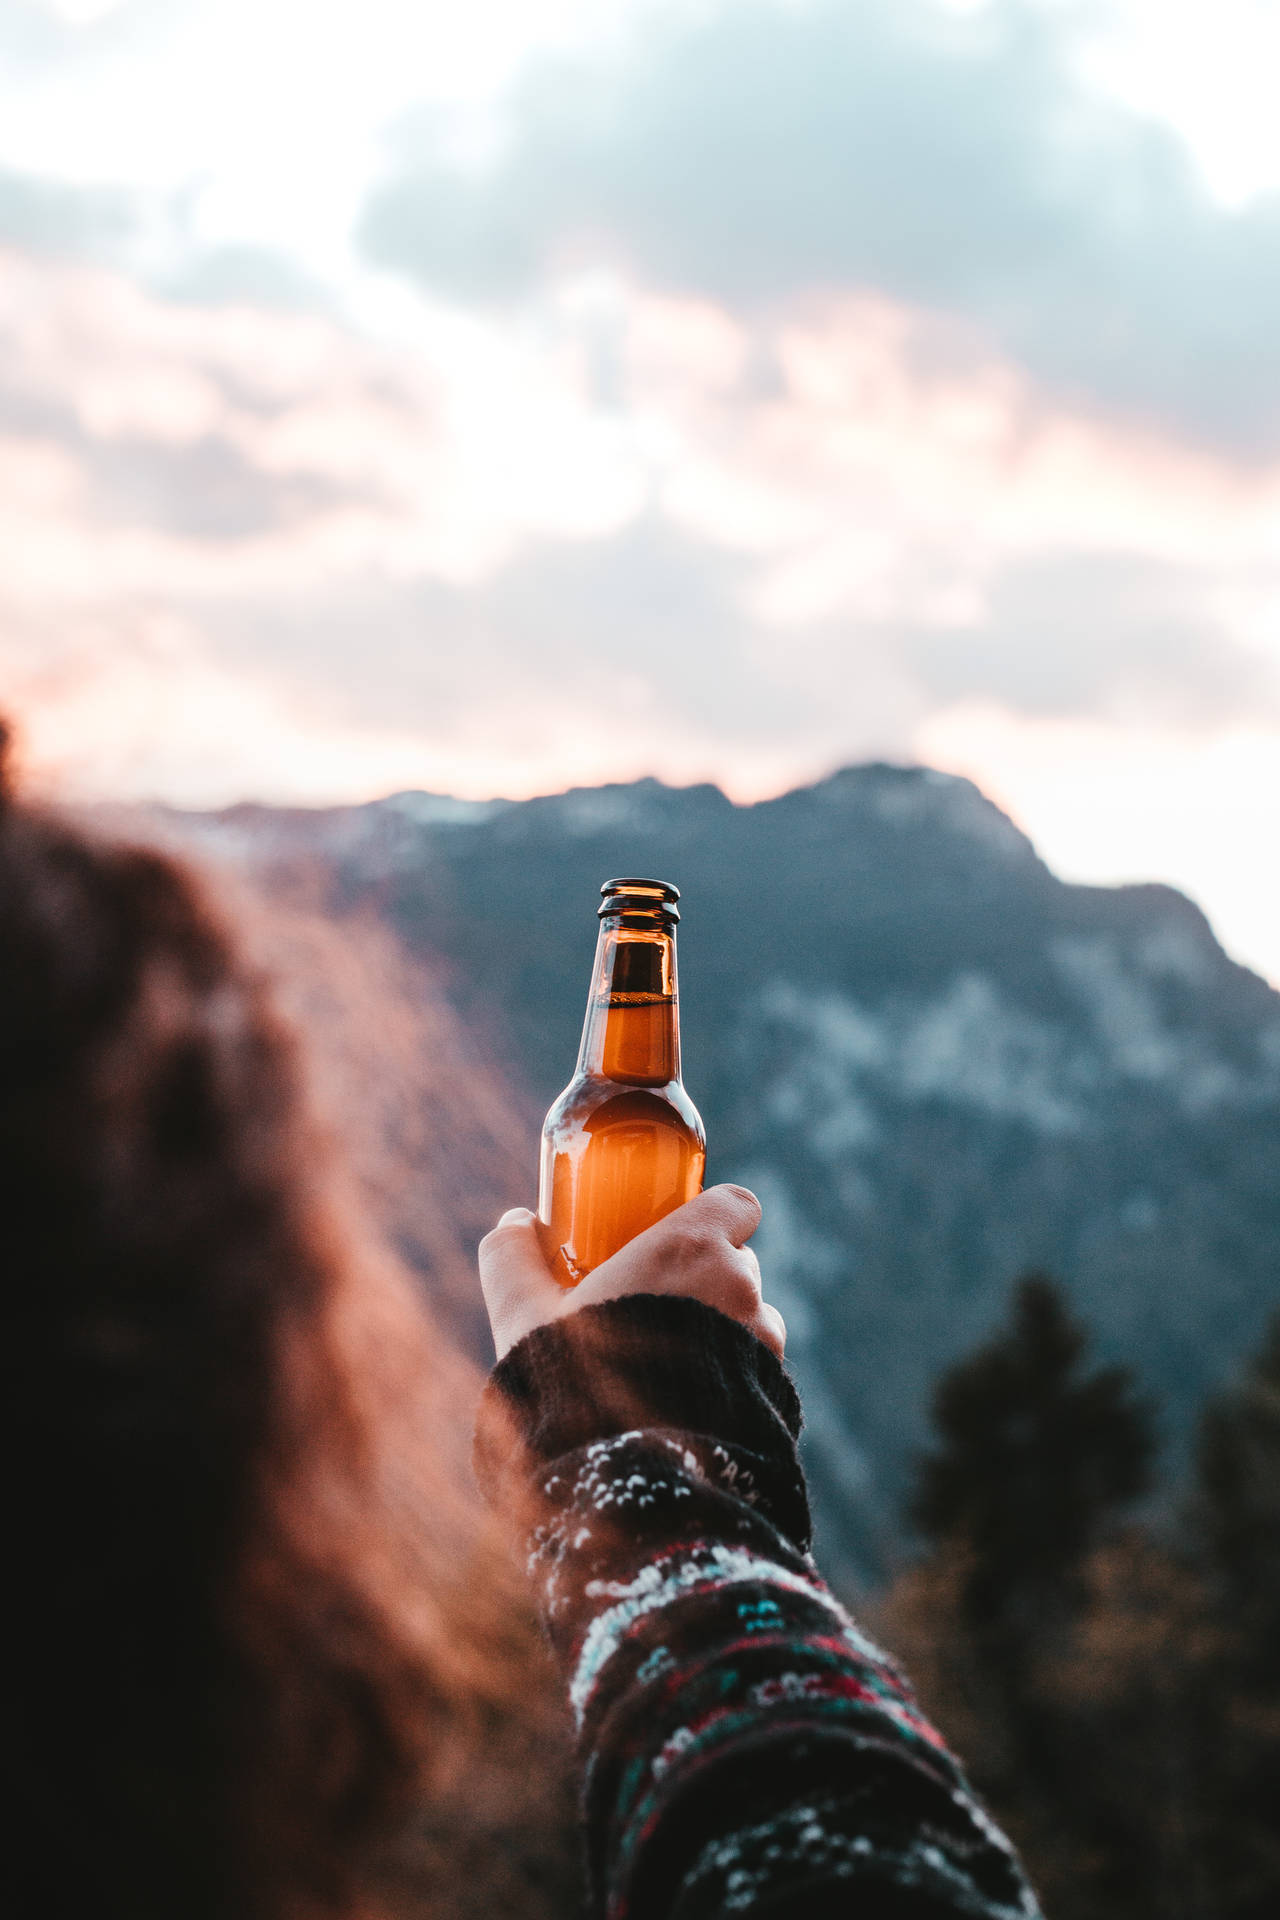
[474,1294,811,1551]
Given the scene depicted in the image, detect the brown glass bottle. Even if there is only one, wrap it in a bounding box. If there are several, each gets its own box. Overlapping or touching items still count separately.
[537,878,706,1288]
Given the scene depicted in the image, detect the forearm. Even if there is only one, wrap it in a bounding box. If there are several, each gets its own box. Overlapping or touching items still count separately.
[476,1295,1040,1920]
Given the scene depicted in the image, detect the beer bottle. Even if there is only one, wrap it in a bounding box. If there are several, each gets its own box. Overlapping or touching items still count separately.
[537,878,706,1287]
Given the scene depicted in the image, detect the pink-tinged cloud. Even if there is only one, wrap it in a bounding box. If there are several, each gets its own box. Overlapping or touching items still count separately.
[358,0,1280,455]
[2,236,1279,980]
[1,249,1278,839]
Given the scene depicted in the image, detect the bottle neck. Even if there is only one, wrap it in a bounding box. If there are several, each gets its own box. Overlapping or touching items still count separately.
[577,913,681,1086]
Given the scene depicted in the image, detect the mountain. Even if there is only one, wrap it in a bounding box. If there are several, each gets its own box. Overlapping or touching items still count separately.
[164,765,1280,1584]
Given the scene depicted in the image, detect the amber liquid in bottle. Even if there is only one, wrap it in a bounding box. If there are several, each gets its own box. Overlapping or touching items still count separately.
[537,878,706,1288]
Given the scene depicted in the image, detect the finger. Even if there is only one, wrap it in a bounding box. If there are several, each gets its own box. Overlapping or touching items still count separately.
[475,1206,542,1266]
[478,1210,553,1302]
[478,1210,564,1357]
[712,1246,765,1318]
[755,1301,787,1359]
[660,1182,762,1249]
[577,1194,766,1314]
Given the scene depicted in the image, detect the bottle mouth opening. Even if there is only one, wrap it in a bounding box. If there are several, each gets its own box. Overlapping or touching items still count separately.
[599,876,681,921]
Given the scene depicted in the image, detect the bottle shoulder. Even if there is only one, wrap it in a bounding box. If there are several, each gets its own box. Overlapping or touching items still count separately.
[543,1072,705,1141]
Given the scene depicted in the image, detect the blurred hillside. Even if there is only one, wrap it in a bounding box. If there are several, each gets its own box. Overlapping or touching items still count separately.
[140,884,581,1917]
[162,764,1280,1584]
[202,883,536,1369]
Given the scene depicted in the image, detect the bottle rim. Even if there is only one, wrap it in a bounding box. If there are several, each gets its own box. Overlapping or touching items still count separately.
[598,877,681,921]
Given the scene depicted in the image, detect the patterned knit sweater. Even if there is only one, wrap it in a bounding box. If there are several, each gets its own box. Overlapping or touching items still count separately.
[475,1293,1043,1920]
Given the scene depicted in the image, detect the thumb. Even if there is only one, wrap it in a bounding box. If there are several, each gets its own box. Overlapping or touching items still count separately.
[478,1208,566,1360]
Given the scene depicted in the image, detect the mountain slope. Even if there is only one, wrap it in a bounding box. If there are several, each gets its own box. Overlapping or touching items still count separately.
[167,764,1280,1583]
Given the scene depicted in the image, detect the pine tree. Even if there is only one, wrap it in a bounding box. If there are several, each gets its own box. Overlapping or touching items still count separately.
[912,1273,1155,1651]
[1196,1310,1280,1681]
[883,1275,1171,1920]
[1192,1310,1280,1918]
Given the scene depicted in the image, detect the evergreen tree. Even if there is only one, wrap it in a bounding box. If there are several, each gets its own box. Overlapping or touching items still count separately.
[912,1273,1155,1650]
[1196,1309,1280,1681]
[1192,1310,1280,1918]
[885,1275,1172,1920]
[882,1282,1280,1920]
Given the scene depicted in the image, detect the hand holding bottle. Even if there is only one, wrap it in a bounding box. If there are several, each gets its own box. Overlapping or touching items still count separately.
[491,876,786,1362]
[537,879,705,1286]
[480,1184,785,1363]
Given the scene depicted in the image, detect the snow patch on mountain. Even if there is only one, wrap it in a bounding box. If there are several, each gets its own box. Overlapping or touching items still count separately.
[898,975,1079,1122]
[380,792,509,828]
[754,976,1085,1139]
[733,1163,846,1343]
[1051,936,1257,1111]
[1135,921,1217,988]
[812,764,1035,863]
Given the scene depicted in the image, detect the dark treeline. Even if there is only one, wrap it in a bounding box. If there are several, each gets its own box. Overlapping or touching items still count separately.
[876,1275,1280,1920]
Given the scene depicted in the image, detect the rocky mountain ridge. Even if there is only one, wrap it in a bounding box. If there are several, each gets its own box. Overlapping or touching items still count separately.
[165,764,1280,1583]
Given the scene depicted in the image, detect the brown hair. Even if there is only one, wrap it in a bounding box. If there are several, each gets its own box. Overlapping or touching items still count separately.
[1,721,519,1917]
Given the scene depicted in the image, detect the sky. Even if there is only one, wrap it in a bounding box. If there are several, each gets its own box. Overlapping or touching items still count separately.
[3,0,1280,980]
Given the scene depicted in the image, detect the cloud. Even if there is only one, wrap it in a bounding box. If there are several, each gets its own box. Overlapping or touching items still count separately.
[157,244,333,312]
[359,0,1280,454]
[3,243,1278,821]
[18,518,1268,819]
[0,251,391,547]
[200,516,862,739]
[82,431,361,539]
[907,549,1280,726]
[0,162,135,256]
[197,518,1278,773]
[0,245,661,599]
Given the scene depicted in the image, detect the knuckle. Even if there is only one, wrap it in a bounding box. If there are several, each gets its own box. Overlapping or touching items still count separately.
[755,1314,785,1358]
[725,1267,760,1313]
[672,1222,720,1263]
[722,1184,762,1225]
[479,1220,521,1259]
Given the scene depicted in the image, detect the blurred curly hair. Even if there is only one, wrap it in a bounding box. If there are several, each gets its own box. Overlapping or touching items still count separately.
[1,722,510,1919]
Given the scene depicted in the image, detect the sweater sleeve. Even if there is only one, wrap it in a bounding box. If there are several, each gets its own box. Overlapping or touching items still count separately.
[474,1294,1041,1920]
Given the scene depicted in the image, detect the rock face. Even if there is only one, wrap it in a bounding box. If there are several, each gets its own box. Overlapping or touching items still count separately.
[167,765,1280,1584]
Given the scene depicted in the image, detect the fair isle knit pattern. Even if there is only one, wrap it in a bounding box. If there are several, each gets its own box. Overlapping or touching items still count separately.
[476,1294,1043,1920]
